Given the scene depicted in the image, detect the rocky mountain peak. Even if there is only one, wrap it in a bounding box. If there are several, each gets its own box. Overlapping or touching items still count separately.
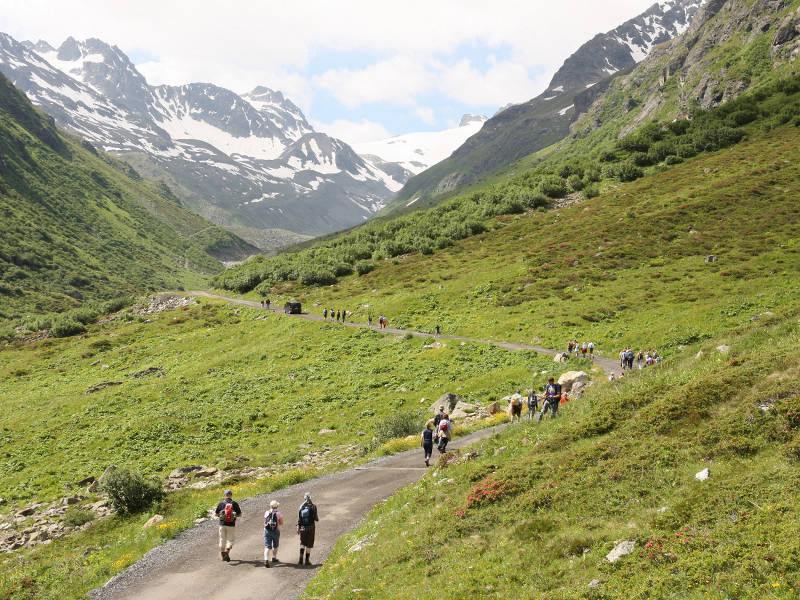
[459,114,488,127]
[56,36,81,61]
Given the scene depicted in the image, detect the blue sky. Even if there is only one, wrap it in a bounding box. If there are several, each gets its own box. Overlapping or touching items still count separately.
[1,0,664,143]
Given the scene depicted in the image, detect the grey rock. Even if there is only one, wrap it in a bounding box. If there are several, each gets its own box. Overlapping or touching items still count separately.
[696,468,711,481]
[588,579,601,588]
[193,467,218,478]
[558,371,589,393]
[606,540,636,562]
[716,345,731,353]
[705,255,718,263]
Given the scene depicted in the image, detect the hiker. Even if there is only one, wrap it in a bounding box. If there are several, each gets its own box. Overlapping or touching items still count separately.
[581,342,587,357]
[323,308,328,320]
[624,348,634,370]
[567,340,573,354]
[636,350,644,369]
[527,389,539,419]
[368,315,372,326]
[437,414,451,452]
[435,324,440,337]
[297,492,319,566]
[539,377,561,420]
[588,341,595,359]
[263,500,284,567]
[433,405,445,430]
[336,310,341,322]
[266,298,271,311]
[214,489,242,562]
[260,300,265,309]
[421,422,434,466]
[509,390,523,423]
[342,309,347,322]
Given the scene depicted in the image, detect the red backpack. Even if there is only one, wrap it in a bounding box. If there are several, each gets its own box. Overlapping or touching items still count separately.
[223,502,234,523]
[439,420,449,432]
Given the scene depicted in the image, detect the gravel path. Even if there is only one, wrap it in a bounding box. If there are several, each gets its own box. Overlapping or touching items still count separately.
[182,291,620,373]
[89,425,506,600]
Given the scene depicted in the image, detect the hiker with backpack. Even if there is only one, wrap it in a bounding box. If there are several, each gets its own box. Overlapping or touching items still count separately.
[538,377,562,420]
[437,414,452,452]
[323,308,328,320]
[421,422,434,466]
[263,500,284,567]
[265,298,271,311]
[588,341,595,359]
[297,492,319,566]
[214,489,242,562]
[509,391,523,423]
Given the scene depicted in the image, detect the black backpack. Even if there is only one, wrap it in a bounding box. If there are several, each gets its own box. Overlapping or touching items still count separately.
[265,510,279,531]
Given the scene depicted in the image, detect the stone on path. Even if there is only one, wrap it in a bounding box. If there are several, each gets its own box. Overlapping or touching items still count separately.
[606,541,635,563]
[695,468,710,481]
[558,371,589,393]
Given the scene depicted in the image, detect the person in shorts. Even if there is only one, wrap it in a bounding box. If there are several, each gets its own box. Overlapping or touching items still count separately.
[263,500,284,567]
[421,422,434,466]
[214,489,241,562]
[527,390,539,419]
[297,492,319,566]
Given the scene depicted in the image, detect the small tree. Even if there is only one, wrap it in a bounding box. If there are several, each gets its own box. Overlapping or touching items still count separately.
[100,468,165,515]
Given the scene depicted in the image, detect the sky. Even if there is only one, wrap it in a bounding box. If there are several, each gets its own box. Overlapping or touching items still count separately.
[1,0,663,144]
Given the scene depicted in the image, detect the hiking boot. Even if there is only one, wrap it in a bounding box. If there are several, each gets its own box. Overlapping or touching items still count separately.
[265,560,270,568]
[222,551,230,562]
[272,557,279,563]
[221,551,226,561]
[305,556,311,566]
[424,458,429,467]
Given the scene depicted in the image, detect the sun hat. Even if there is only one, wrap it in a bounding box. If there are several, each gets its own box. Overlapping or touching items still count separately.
[270,500,279,508]
[303,492,312,500]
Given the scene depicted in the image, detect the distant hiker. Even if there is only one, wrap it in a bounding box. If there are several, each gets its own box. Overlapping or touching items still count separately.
[323,308,328,320]
[433,405,445,430]
[437,414,451,452]
[588,341,595,359]
[421,422,434,467]
[368,315,372,326]
[297,492,319,566]
[527,390,539,419]
[435,324,440,337]
[625,348,635,370]
[263,500,284,567]
[336,310,341,322]
[581,342,587,356]
[509,390,523,423]
[567,340,574,354]
[214,489,241,562]
[539,377,561,420]
[330,309,335,322]
[260,300,265,309]
[619,349,626,368]
[342,309,347,322]
[265,298,271,311]
[637,350,644,369]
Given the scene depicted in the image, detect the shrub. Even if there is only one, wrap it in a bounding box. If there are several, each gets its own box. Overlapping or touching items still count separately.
[50,318,86,338]
[100,468,165,515]
[377,411,423,443]
[664,155,683,165]
[631,152,653,167]
[567,174,585,191]
[583,183,601,199]
[598,150,617,162]
[64,507,94,527]
[614,162,644,182]
[354,260,374,275]
[538,176,568,198]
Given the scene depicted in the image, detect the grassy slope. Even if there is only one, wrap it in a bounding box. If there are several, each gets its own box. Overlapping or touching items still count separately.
[245,123,800,358]
[304,312,800,599]
[0,297,560,599]
[0,73,256,322]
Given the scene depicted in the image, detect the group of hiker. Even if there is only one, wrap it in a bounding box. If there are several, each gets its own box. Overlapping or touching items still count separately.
[259,298,271,310]
[322,308,348,322]
[566,339,595,359]
[214,489,319,568]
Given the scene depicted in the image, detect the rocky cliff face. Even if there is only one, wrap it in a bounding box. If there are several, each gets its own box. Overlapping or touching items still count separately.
[0,34,403,248]
[390,0,703,210]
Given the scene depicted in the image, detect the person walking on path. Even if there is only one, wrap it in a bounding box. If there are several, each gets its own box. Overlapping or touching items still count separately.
[437,414,452,453]
[433,405,445,430]
[214,489,241,562]
[265,298,271,311]
[509,390,523,423]
[588,341,594,359]
[539,377,562,420]
[336,310,341,322]
[581,342,587,357]
[527,389,539,420]
[421,422,434,467]
[323,308,328,320]
[263,500,284,568]
[435,324,440,337]
[368,314,372,327]
[342,309,347,322]
[297,492,319,566]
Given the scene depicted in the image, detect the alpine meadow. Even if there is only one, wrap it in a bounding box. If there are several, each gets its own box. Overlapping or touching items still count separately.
[1,1,800,599]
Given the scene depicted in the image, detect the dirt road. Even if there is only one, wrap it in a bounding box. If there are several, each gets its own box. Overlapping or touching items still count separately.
[90,425,506,600]
[182,291,620,373]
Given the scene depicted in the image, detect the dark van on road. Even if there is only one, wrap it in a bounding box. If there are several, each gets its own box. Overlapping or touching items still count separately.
[284,301,302,314]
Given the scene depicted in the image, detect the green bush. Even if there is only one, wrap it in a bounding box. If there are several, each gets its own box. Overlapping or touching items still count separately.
[567,174,585,191]
[583,183,601,199]
[614,162,644,182]
[631,152,653,167]
[354,260,375,275]
[100,468,165,515]
[63,507,94,527]
[50,318,86,338]
[664,155,683,165]
[377,411,423,444]
[537,176,568,198]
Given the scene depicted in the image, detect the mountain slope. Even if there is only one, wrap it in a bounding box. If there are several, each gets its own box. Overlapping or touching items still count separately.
[0,72,256,321]
[0,34,403,248]
[389,0,702,212]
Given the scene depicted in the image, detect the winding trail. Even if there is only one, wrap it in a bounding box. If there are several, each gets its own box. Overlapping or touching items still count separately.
[183,291,620,373]
[91,425,505,600]
[89,291,621,599]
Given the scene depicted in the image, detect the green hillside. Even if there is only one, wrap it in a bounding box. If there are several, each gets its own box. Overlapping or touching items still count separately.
[0,73,257,325]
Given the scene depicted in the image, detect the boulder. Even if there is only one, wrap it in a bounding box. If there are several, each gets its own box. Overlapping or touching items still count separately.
[98,465,117,484]
[143,514,164,528]
[606,541,635,563]
[318,429,334,435]
[423,342,446,349]
[193,467,218,478]
[588,579,601,589]
[486,402,502,415]
[553,352,568,363]
[169,465,202,479]
[716,345,731,353]
[558,371,589,393]
[60,496,81,506]
[87,480,99,493]
[695,468,710,481]
[430,393,462,414]
[449,401,476,420]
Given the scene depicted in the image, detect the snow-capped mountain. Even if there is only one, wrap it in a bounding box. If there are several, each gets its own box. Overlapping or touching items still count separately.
[394,0,703,208]
[0,34,403,248]
[354,114,488,176]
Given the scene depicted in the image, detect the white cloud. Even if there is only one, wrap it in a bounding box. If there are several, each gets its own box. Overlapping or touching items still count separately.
[414,106,436,125]
[311,118,392,145]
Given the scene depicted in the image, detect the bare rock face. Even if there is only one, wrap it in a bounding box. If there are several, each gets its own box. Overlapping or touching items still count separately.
[429,393,462,414]
[557,371,589,393]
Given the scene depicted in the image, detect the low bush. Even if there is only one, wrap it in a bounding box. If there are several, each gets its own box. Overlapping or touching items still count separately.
[377,411,423,444]
[50,318,86,338]
[63,507,94,527]
[100,468,165,515]
[354,260,375,275]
